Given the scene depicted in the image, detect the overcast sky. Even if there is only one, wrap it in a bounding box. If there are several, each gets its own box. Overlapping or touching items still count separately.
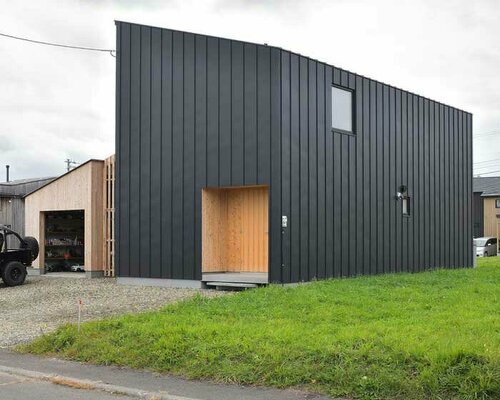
[1,0,499,180]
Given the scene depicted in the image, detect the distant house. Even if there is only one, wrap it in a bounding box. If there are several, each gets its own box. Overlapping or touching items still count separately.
[0,177,56,239]
[473,177,500,239]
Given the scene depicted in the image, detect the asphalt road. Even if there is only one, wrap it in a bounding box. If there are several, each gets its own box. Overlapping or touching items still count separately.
[0,371,131,400]
[0,350,332,400]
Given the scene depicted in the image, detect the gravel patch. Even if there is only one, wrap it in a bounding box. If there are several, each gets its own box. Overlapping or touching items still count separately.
[0,276,223,348]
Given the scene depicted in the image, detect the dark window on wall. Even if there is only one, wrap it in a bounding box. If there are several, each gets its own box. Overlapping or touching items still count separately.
[496,199,500,208]
[331,86,354,134]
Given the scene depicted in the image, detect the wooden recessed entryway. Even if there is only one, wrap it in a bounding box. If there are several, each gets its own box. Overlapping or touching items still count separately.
[202,186,268,279]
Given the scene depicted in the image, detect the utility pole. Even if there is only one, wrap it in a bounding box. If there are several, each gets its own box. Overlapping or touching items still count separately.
[65,159,79,172]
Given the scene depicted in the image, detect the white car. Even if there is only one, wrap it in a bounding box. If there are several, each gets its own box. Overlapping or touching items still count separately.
[475,237,497,257]
[70,264,85,272]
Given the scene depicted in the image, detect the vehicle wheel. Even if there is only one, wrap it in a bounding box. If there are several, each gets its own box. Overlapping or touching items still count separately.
[1,261,27,286]
[21,236,39,261]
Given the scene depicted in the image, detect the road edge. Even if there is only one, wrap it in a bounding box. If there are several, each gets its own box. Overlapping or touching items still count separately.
[0,364,201,400]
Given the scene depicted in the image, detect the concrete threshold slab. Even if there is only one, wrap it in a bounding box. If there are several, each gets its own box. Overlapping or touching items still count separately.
[40,272,87,279]
[204,282,258,288]
[201,272,268,284]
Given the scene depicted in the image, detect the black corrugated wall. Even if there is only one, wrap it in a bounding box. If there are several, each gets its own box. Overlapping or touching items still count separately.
[472,193,484,238]
[115,21,473,283]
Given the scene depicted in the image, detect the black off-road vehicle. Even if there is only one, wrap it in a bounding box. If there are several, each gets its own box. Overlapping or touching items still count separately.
[0,225,39,286]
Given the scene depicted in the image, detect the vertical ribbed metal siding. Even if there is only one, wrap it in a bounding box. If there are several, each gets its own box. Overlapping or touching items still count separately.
[116,22,473,282]
[116,23,276,279]
[276,54,472,282]
[0,198,25,243]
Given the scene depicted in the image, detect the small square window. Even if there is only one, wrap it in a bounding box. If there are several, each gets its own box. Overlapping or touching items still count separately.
[402,197,411,217]
[331,86,353,133]
[496,199,500,208]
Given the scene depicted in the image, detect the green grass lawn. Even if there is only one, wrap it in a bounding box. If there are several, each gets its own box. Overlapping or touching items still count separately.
[21,258,500,399]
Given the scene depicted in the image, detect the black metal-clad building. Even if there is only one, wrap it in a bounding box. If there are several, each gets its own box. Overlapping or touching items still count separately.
[115,21,473,286]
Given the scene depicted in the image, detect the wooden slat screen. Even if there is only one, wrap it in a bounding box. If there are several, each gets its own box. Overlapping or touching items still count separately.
[103,155,115,277]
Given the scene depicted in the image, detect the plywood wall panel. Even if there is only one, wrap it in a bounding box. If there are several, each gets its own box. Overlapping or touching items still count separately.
[202,189,223,272]
[202,186,268,273]
[483,197,500,238]
[225,189,242,270]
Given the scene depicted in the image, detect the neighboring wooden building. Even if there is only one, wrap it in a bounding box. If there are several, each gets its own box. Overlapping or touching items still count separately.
[24,158,115,278]
[473,177,500,251]
[0,177,55,242]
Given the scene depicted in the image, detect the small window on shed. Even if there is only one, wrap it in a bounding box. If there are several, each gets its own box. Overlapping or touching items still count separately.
[496,199,500,208]
[331,86,353,133]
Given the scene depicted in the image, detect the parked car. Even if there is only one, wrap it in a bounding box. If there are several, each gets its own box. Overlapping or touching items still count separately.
[46,262,71,272]
[475,237,498,257]
[0,225,39,286]
[70,264,85,272]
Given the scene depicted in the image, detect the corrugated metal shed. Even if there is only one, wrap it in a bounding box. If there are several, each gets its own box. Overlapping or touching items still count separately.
[0,177,56,240]
[0,177,56,198]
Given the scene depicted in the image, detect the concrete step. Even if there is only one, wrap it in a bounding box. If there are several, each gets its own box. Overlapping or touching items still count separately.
[204,281,258,291]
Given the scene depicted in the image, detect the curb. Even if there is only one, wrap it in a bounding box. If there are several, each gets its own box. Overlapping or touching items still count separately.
[0,364,201,400]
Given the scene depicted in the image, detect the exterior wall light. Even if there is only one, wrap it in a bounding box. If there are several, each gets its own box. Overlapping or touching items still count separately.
[395,185,407,200]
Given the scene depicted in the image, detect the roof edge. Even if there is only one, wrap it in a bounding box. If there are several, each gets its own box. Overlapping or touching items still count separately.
[0,177,56,187]
[115,20,473,115]
[24,159,104,198]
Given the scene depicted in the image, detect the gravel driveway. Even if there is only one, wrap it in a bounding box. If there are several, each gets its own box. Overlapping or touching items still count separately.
[0,276,221,348]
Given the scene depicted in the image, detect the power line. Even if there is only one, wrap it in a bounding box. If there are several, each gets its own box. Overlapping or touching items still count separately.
[475,169,500,176]
[473,158,500,165]
[474,130,500,138]
[474,160,500,167]
[474,151,500,158]
[474,157,500,162]
[64,159,80,172]
[474,165,500,172]
[0,32,115,57]
[473,133,500,140]
[473,159,500,165]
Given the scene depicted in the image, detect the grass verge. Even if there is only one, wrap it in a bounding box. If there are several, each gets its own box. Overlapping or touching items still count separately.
[20,258,500,399]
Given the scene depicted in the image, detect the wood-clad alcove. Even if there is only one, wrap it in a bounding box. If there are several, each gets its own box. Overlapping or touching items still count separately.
[202,186,269,276]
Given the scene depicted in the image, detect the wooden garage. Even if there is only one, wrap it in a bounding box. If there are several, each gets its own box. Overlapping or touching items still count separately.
[202,186,269,283]
[24,157,115,278]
